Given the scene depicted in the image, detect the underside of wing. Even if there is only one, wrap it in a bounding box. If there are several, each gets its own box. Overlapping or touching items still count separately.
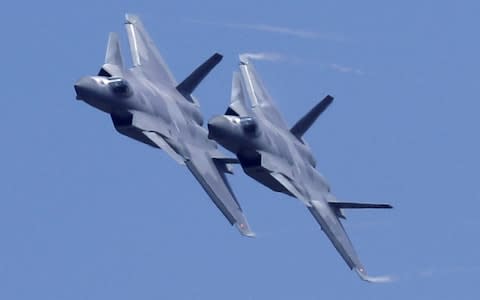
[185,151,255,237]
[266,166,388,282]
[269,172,311,207]
[309,198,392,283]
[111,110,186,165]
[124,14,177,84]
[308,199,365,272]
[110,109,253,237]
[142,131,185,165]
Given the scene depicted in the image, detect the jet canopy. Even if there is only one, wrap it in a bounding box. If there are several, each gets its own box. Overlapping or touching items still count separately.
[240,117,259,136]
[108,77,132,97]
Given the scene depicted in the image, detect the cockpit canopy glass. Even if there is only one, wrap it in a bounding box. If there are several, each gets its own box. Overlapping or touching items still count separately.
[240,117,259,136]
[108,77,132,96]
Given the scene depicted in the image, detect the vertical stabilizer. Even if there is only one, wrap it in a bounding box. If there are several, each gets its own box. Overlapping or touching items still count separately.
[124,14,176,84]
[105,32,123,67]
[225,71,250,117]
[176,53,223,99]
[98,32,124,77]
[290,95,334,139]
[237,55,289,128]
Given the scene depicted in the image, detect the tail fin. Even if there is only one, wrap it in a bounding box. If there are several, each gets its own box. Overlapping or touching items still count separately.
[124,14,177,84]
[329,202,393,209]
[329,201,393,219]
[105,32,123,67]
[176,53,223,100]
[225,71,250,117]
[237,55,289,128]
[290,95,334,140]
[98,32,124,77]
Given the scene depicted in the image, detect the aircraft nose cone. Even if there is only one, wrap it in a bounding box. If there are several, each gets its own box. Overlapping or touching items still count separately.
[207,116,229,139]
[74,77,93,100]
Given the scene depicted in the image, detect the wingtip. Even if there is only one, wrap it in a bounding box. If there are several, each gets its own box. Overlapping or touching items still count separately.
[238,54,250,65]
[355,268,393,283]
[236,223,256,238]
[210,53,223,65]
[213,52,223,60]
[125,13,140,25]
[242,231,257,238]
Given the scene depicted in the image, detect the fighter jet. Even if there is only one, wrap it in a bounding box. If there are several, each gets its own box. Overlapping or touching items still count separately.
[207,55,392,281]
[74,15,254,237]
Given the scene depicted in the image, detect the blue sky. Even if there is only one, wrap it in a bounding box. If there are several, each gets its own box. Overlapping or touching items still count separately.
[1,0,479,299]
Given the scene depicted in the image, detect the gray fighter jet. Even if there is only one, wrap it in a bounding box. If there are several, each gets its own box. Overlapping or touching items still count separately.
[207,56,392,281]
[74,15,254,237]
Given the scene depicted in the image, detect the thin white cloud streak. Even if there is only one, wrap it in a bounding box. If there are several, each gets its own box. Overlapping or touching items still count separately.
[186,19,363,73]
[236,54,366,77]
[230,23,322,39]
[240,52,285,62]
[187,19,345,41]
[329,63,365,76]
[234,56,367,75]
[392,265,480,282]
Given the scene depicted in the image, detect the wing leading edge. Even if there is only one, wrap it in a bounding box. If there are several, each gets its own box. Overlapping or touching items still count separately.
[268,171,366,273]
[267,169,390,282]
[185,152,255,237]
[112,110,253,237]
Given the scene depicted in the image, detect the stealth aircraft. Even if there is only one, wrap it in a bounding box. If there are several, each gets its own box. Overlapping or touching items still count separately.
[74,15,254,237]
[208,56,392,281]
